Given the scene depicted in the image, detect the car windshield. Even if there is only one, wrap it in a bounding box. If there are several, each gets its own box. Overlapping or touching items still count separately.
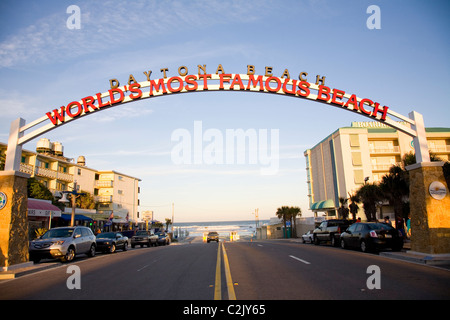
[97,232,116,239]
[367,223,394,231]
[136,231,148,236]
[208,232,218,235]
[41,228,74,239]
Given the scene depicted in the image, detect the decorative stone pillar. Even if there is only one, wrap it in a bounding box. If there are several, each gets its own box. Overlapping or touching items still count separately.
[407,162,450,254]
[0,171,30,268]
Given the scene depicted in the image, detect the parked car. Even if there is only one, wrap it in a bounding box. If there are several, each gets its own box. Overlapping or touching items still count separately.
[155,231,170,245]
[29,226,96,263]
[207,232,219,243]
[131,230,158,248]
[313,219,353,246]
[340,222,404,253]
[96,232,128,253]
[301,230,314,244]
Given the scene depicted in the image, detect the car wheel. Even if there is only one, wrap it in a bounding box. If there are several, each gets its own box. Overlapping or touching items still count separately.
[314,236,320,245]
[131,244,135,248]
[88,244,96,257]
[340,239,346,249]
[61,247,75,262]
[360,240,369,253]
[331,236,337,247]
[123,242,128,251]
[109,243,116,253]
[302,238,306,244]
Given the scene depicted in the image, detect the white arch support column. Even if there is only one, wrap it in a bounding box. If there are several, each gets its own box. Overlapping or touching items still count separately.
[409,111,430,163]
[4,117,26,172]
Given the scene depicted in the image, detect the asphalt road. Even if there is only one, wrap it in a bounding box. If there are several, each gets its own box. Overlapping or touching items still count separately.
[1,238,449,300]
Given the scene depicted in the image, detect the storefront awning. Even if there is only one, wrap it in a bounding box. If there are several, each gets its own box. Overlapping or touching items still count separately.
[60,214,93,221]
[310,199,335,211]
[28,199,62,217]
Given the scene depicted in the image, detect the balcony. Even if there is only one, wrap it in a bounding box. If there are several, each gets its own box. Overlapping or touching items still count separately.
[428,145,450,153]
[369,146,400,154]
[371,162,401,171]
[95,180,114,188]
[95,195,113,203]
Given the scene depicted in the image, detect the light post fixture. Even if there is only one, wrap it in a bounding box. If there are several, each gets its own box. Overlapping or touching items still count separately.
[58,181,85,227]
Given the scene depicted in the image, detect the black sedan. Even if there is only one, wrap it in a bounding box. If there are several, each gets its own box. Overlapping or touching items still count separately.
[155,232,170,246]
[340,222,403,253]
[96,232,129,253]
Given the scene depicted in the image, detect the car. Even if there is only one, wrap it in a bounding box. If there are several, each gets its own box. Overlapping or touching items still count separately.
[96,232,129,253]
[207,232,219,243]
[313,219,353,246]
[301,230,314,243]
[340,222,404,253]
[131,230,158,248]
[155,231,170,245]
[29,226,96,263]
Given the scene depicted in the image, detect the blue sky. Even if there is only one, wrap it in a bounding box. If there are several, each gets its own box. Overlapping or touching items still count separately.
[1,0,449,222]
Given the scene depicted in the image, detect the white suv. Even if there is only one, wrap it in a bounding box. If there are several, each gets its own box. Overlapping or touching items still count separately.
[29,226,96,263]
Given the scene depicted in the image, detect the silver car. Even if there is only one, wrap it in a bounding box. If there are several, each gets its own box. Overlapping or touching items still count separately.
[29,226,96,263]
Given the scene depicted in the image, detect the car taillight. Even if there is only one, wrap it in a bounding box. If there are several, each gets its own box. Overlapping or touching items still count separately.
[369,230,378,238]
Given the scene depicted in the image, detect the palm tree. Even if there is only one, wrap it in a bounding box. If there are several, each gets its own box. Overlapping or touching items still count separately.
[337,197,349,219]
[348,192,360,220]
[276,206,291,238]
[356,183,383,221]
[289,206,302,238]
[379,165,409,221]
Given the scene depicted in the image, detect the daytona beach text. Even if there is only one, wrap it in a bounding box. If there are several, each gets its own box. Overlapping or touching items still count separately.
[45,65,389,126]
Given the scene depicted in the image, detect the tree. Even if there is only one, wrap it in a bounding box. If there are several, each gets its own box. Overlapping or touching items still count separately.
[28,177,54,201]
[276,206,291,238]
[356,183,383,221]
[75,190,97,209]
[289,206,302,238]
[165,218,172,231]
[348,192,360,220]
[379,165,409,220]
[337,197,349,219]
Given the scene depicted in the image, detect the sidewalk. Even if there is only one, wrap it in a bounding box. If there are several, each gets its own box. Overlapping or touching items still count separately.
[0,261,60,280]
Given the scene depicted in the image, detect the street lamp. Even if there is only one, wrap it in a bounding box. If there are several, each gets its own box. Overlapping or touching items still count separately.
[59,181,85,227]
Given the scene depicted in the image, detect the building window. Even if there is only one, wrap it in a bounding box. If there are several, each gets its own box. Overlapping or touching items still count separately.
[78,168,81,175]
[352,152,362,166]
[350,134,360,147]
[354,170,364,184]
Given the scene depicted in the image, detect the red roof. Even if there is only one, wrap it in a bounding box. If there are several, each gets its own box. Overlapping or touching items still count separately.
[28,199,62,212]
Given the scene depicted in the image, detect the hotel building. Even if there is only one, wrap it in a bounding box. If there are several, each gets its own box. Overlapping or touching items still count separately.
[304,122,450,220]
[0,139,141,224]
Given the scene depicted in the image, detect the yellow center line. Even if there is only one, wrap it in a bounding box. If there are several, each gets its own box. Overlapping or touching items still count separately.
[214,242,222,300]
[221,242,237,300]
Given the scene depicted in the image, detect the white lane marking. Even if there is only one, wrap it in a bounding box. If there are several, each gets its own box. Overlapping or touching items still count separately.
[257,244,263,247]
[289,255,311,265]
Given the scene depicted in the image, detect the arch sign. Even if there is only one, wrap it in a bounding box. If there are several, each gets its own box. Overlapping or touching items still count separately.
[4,64,430,172]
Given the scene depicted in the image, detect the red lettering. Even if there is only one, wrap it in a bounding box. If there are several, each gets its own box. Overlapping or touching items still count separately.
[219,74,232,90]
[265,77,281,92]
[359,98,373,115]
[246,75,264,91]
[81,96,98,113]
[167,76,183,93]
[46,107,65,125]
[149,78,167,96]
[185,75,198,91]
[282,79,297,95]
[198,74,211,90]
[128,83,142,99]
[297,81,310,97]
[66,101,83,118]
[344,94,358,110]
[96,93,110,108]
[317,85,331,102]
[371,102,389,121]
[229,74,245,90]
[331,89,345,106]
[109,88,124,105]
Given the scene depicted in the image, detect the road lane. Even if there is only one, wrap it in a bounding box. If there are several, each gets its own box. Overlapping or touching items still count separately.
[0,242,220,300]
[224,240,450,300]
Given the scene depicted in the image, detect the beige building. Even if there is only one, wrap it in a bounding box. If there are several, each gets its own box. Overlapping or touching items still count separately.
[0,138,141,223]
[304,122,450,220]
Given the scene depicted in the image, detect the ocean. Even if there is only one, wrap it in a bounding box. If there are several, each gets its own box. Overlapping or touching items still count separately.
[173,219,269,240]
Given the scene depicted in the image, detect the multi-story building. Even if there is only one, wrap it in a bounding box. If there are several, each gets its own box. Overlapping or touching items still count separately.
[304,122,450,220]
[0,138,141,224]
